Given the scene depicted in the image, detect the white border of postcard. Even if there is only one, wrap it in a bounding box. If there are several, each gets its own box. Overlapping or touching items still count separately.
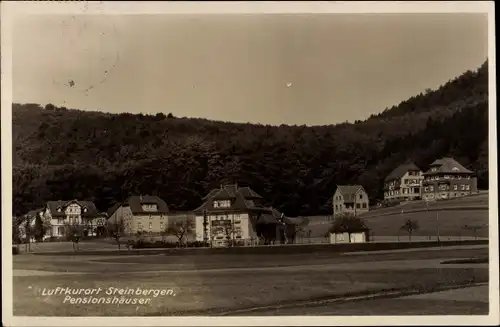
[1,1,498,326]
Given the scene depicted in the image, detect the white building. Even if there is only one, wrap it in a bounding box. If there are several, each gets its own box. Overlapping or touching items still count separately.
[193,183,266,247]
[41,200,107,238]
[384,162,424,202]
[333,185,370,217]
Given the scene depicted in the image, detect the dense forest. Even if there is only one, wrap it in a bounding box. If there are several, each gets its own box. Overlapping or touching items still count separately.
[12,60,489,217]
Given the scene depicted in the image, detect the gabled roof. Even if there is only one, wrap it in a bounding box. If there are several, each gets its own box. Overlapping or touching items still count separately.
[385,162,421,182]
[330,217,370,233]
[19,208,43,225]
[336,185,365,202]
[424,157,473,175]
[194,183,263,213]
[109,195,169,216]
[46,200,100,217]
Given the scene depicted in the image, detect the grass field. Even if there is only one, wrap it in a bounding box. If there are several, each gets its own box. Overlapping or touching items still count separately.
[305,193,489,240]
[12,246,489,316]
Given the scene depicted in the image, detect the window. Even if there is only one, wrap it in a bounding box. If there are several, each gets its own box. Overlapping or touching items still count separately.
[137,222,142,230]
[362,203,367,209]
[453,185,458,190]
[234,220,241,224]
[466,185,470,190]
[213,200,231,208]
[142,204,158,212]
[359,194,363,199]
[337,234,345,241]
[461,185,465,190]
[356,203,360,209]
[335,205,338,210]
[160,222,164,229]
[457,175,462,180]
[429,186,434,192]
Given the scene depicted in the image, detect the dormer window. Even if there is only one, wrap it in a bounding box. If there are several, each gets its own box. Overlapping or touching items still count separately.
[141,204,158,212]
[213,200,231,208]
[57,208,61,212]
[452,167,459,172]
[83,208,88,213]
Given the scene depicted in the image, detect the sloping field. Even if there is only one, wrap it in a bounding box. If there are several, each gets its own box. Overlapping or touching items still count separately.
[305,194,489,240]
[361,192,488,218]
[364,209,488,238]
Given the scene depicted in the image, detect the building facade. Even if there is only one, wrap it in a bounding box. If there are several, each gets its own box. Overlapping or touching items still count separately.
[384,162,424,202]
[41,200,107,238]
[332,185,370,217]
[107,195,170,236]
[328,215,370,244]
[422,157,478,200]
[194,183,271,247]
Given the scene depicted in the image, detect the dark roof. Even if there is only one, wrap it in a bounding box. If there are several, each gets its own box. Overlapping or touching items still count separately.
[194,183,263,213]
[336,185,365,202]
[424,157,473,175]
[109,195,169,216]
[46,200,100,217]
[19,208,43,225]
[330,217,370,233]
[255,208,303,225]
[385,162,421,182]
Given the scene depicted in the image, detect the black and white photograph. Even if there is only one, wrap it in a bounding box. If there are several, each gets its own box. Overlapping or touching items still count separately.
[1,1,498,326]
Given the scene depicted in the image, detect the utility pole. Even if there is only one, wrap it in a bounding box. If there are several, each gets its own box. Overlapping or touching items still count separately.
[203,209,208,247]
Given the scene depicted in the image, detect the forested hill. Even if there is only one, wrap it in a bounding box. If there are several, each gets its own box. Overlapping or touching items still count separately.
[12,60,489,217]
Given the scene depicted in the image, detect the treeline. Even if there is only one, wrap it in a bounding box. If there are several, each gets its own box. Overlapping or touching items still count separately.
[12,61,489,217]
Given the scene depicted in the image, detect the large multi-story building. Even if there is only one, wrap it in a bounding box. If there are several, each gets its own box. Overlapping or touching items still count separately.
[194,183,273,247]
[40,200,107,238]
[332,185,370,217]
[383,162,424,202]
[107,195,170,235]
[422,157,478,200]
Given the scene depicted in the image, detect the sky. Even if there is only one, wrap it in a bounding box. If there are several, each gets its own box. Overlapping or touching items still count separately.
[12,13,488,126]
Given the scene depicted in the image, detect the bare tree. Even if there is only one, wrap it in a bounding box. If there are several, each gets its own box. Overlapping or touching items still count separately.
[165,217,195,247]
[294,217,310,244]
[400,219,420,242]
[64,221,85,252]
[106,219,125,251]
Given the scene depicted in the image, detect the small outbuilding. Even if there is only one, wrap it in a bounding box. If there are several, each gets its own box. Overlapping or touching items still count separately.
[329,215,370,244]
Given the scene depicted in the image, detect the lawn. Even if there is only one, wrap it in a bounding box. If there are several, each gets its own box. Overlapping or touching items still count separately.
[305,208,489,240]
[12,247,489,316]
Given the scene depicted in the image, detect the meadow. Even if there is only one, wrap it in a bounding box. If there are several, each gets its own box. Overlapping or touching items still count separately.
[12,246,488,316]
